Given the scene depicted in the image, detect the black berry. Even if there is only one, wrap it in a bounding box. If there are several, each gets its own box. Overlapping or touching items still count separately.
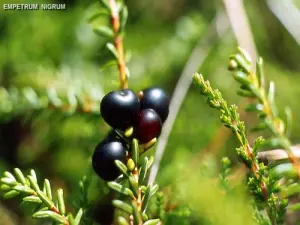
[100,89,140,130]
[134,109,162,144]
[92,141,126,181]
[140,87,170,123]
[101,129,128,147]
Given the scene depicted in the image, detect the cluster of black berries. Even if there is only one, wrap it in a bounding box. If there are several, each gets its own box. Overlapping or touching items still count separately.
[92,87,170,181]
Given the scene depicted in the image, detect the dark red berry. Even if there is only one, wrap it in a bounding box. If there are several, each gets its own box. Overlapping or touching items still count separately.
[100,89,140,130]
[134,109,162,144]
[92,141,126,181]
[140,87,170,123]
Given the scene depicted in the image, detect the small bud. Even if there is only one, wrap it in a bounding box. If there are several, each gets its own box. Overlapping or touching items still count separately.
[228,59,238,71]
[124,126,134,137]
[275,119,285,134]
[141,138,157,152]
[138,91,144,100]
[221,157,231,167]
[142,213,148,221]
[127,158,135,172]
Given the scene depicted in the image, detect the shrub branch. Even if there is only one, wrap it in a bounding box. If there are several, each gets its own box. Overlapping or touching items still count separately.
[0,168,82,225]
[193,73,268,199]
[108,0,128,89]
[228,47,300,178]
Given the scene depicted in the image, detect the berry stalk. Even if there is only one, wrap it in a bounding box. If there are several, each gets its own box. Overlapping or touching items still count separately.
[108,0,128,89]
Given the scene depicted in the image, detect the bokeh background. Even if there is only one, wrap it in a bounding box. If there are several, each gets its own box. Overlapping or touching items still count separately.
[1,0,300,224]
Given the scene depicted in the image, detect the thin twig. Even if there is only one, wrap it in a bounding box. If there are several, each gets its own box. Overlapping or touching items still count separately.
[222,0,257,67]
[258,145,300,164]
[266,0,300,46]
[148,11,230,185]
[108,0,128,89]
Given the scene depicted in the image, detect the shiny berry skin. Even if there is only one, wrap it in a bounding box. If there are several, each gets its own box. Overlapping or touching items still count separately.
[140,87,170,123]
[92,141,126,181]
[134,109,162,144]
[100,89,140,130]
[101,129,128,147]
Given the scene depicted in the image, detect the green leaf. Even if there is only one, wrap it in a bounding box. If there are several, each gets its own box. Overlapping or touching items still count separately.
[267,81,277,116]
[43,179,52,200]
[115,160,129,177]
[3,190,20,199]
[66,88,77,114]
[231,53,251,74]
[270,163,298,180]
[236,89,255,97]
[14,168,27,185]
[57,189,66,215]
[37,191,53,209]
[27,175,40,192]
[132,201,141,225]
[233,71,250,86]
[67,213,76,225]
[142,186,151,213]
[245,103,264,112]
[129,176,139,197]
[30,170,37,183]
[0,177,17,186]
[120,5,128,32]
[237,47,252,64]
[13,185,34,194]
[117,216,130,225]
[106,43,119,59]
[4,171,15,179]
[0,184,11,191]
[150,184,159,196]
[47,87,62,107]
[142,213,149,221]
[74,208,83,225]
[112,200,133,214]
[88,10,110,23]
[282,184,300,198]
[23,196,42,204]
[32,210,66,223]
[22,87,39,108]
[259,138,281,150]
[99,0,110,10]
[132,138,139,165]
[148,156,154,168]
[144,219,160,225]
[256,57,265,87]
[284,107,292,137]
[251,122,267,132]
[107,182,134,197]
[93,27,114,39]
[125,67,130,78]
[100,60,118,71]
[139,157,149,184]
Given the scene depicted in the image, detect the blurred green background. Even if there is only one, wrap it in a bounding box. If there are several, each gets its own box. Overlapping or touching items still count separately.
[1,0,300,224]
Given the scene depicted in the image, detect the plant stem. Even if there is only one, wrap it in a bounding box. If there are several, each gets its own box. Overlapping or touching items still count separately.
[233,121,269,199]
[249,69,300,178]
[132,168,143,225]
[193,73,269,200]
[108,0,128,89]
